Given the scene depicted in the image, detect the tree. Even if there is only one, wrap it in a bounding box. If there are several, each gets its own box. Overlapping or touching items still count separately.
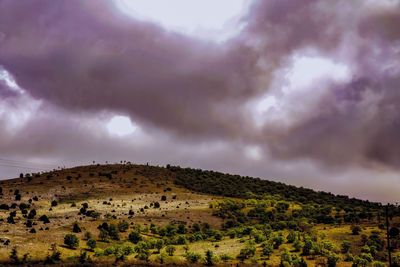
[108,224,120,240]
[87,239,97,251]
[64,234,79,249]
[205,250,215,266]
[73,223,81,233]
[128,231,142,244]
[155,239,164,253]
[351,225,362,235]
[118,221,129,232]
[85,231,92,240]
[287,231,297,243]
[99,229,109,242]
[326,252,340,267]
[262,241,274,258]
[51,200,58,207]
[184,252,202,263]
[302,238,313,256]
[39,215,50,224]
[220,254,233,262]
[293,239,303,252]
[166,245,176,256]
[341,240,351,253]
[9,247,20,264]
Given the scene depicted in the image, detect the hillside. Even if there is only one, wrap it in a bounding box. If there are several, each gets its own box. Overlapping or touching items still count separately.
[0,163,398,266]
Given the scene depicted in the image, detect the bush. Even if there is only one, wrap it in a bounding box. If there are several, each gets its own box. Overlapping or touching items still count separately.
[128,231,142,244]
[205,250,216,266]
[9,247,20,264]
[220,254,233,262]
[341,240,351,253]
[72,223,81,233]
[184,252,202,263]
[118,221,129,232]
[261,241,274,258]
[39,215,50,224]
[85,231,92,240]
[326,252,340,267]
[165,245,176,256]
[64,234,79,249]
[237,243,256,261]
[351,225,362,235]
[87,239,97,250]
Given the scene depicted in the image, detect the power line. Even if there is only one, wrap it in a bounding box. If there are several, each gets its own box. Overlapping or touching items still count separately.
[0,158,59,169]
[0,163,49,171]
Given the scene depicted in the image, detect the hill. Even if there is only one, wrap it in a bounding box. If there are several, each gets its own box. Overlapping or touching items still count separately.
[0,163,398,266]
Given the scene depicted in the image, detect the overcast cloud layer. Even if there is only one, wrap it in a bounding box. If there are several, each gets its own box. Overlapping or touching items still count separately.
[0,0,400,203]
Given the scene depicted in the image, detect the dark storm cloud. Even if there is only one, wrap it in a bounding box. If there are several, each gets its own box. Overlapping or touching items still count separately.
[251,1,400,168]
[0,0,259,139]
[1,0,400,202]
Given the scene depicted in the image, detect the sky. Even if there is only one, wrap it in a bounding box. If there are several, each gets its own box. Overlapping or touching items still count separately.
[0,0,400,203]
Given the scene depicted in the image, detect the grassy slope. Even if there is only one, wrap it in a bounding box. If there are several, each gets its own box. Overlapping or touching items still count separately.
[0,164,393,266]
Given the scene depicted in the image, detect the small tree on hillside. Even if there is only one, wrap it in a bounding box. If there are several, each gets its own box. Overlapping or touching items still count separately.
[87,239,97,251]
[64,234,79,249]
[166,245,176,256]
[73,223,82,233]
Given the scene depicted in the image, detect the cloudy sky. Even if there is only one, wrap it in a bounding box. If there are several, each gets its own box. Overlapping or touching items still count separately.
[0,0,400,203]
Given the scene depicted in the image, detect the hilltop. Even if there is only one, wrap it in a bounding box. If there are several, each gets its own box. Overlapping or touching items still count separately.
[0,163,398,266]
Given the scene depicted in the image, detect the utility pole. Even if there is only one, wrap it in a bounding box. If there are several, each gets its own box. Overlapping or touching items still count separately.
[386,205,392,267]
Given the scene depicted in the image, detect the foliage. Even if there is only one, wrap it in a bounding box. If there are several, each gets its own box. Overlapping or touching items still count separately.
[87,239,97,250]
[184,252,202,263]
[64,234,79,249]
[128,230,142,244]
[165,245,176,256]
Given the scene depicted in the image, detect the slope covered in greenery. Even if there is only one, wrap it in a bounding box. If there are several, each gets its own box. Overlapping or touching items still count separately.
[0,163,398,267]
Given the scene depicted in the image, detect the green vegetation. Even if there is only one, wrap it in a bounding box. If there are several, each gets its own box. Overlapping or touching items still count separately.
[0,163,398,266]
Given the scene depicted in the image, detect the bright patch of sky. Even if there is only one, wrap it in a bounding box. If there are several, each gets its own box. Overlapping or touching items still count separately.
[114,0,249,42]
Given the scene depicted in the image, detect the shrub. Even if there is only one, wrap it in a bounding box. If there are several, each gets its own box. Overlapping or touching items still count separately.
[99,229,109,242]
[220,254,233,262]
[326,252,340,267]
[184,252,202,263]
[302,238,313,256]
[293,239,303,252]
[341,240,351,253]
[39,215,50,224]
[108,224,120,240]
[0,204,9,210]
[237,243,256,261]
[261,241,274,258]
[155,252,168,264]
[351,225,362,235]
[287,231,297,243]
[165,245,176,256]
[87,239,97,251]
[9,247,20,264]
[205,250,216,266]
[280,248,302,266]
[64,234,79,249]
[85,231,92,240]
[128,231,142,244]
[72,223,81,233]
[118,221,129,232]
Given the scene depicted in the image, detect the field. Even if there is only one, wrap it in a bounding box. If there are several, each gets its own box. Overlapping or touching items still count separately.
[0,164,397,266]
